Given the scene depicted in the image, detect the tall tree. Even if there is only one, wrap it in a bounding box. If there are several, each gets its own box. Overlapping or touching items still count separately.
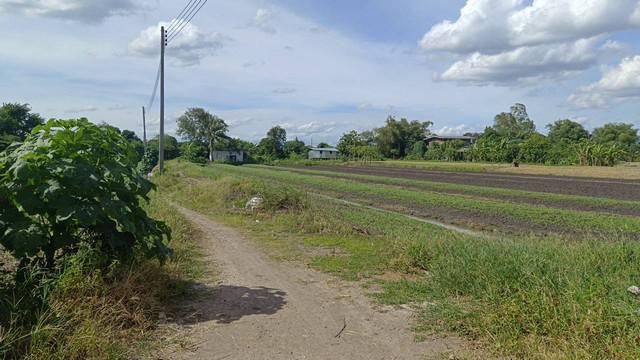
[0,103,44,150]
[337,130,366,157]
[375,116,432,158]
[546,119,589,143]
[592,123,638,147]
[285,137,308,157]
[258,126,287,159]
[177,108,229,162]
[493,103,536,140]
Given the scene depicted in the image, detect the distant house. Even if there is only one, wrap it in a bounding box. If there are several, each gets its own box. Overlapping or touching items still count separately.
[308,147,339,160]
[211,150,248,163]
[425,135,476,147]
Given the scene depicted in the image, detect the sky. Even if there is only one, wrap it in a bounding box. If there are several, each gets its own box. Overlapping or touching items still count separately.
[1,0,639,144]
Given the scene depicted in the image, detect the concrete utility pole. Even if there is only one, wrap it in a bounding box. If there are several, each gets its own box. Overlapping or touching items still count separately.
[142,106,147,148]
[159,26,167,174]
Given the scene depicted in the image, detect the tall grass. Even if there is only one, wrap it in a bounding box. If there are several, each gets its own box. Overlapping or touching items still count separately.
[159,161,640,359]
[0,195,202,359]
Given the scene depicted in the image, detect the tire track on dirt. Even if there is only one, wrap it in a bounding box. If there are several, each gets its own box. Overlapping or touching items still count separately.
[166,205,471,360]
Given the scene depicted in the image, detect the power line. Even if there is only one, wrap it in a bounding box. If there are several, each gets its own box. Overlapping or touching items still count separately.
[166,0,203,39]
[165,0,198,33]
[167,0,202,37]
[167,0,205,42]
[168,0,209,44]
[146,56,161,113]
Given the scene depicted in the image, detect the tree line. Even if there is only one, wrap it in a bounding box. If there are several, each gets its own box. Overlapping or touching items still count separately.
[2,103,637,169]
[337,103,639,166]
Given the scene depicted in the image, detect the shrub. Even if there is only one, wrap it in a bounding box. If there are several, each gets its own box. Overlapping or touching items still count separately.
[0,119,171,270]
[180,141,208,164]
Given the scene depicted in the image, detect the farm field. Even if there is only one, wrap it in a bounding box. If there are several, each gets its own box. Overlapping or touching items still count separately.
[230,164,640,238]
[156,160,640,359]
[352,160,640,180]
[289,164,640,201]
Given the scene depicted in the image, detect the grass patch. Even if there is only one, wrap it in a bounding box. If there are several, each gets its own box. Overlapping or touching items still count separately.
[154,161,640,358]
[274,165,640,215]
[207,164,640,238]
[157,160,640,359]
[0,194,203,359]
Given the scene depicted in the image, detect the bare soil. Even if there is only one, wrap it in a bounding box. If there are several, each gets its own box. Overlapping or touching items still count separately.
[280,168,640,217]
[158,205,473,360]
[304,165,640,201]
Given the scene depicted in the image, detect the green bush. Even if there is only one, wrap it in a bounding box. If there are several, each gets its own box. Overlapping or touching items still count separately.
[0,119,171,270]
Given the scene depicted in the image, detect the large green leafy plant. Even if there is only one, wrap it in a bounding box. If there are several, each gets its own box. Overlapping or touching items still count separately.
[0,119,171,269]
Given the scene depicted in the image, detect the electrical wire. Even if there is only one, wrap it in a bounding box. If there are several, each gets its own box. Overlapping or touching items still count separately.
[146,57,161,113]
[167,0,209,44]
[165,0,198,34]
[166,0,203,39]
[167,0,205,41]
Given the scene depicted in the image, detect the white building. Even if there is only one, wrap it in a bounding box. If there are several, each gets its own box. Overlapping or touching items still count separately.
[211,150,248,163]
[308,147,339,160]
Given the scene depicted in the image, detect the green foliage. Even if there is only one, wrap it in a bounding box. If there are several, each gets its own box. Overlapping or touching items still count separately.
[316,142,331,148]
[284,137,309,158]
[405,140,427,160]
[177,108,229,161]
[257,126,287,159]
[180,141,208,164]
[147,134,180,161]
[138,146,158,174]
[424,140,465,161]
[518,133,550,163]
[470,127,519,163]
[375,116,433,158]
[575,139,628,166]
[592,122,638,147]
[546,119,589,143]
[337,130,377,159]
[493,103,536,140]
[0,103,44,151]
[0,119,171,269]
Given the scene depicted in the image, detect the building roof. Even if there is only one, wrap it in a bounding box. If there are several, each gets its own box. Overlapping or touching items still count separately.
[425,135,476,141]
[309,147,338,152]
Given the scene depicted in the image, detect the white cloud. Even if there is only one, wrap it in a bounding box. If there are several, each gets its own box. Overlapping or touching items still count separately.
[358,103,373,111]
[250,8,276,34]
[436,124,474,136]
[128,21,229,66]
[420,0,640,54]
[272,87,296,94]
[64,105,98,113]
[0,0,141,23]
[436,38,598,85]
[569,56,640,108]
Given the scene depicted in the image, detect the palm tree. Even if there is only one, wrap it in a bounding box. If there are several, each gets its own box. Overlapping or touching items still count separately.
[202,115,229,162]
[177,108,230,162]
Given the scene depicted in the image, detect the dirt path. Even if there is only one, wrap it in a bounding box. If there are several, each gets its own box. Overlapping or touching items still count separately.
[166,205,468,360]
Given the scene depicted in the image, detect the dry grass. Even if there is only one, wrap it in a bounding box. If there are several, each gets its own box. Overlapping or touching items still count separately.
[1,196,203,359]
[495,162,640,179]
[372,160,640,180]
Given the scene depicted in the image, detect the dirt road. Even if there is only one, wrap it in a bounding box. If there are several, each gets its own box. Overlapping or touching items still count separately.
[302,165,640,201]
[166,206,468,360]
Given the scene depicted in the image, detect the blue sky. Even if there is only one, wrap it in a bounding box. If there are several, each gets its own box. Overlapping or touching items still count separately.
[0,0,639,144]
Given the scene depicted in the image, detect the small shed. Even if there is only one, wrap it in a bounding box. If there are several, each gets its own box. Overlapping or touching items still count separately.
[308,147,339,160]
[211,150,248,163]
[425,135,476,147]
